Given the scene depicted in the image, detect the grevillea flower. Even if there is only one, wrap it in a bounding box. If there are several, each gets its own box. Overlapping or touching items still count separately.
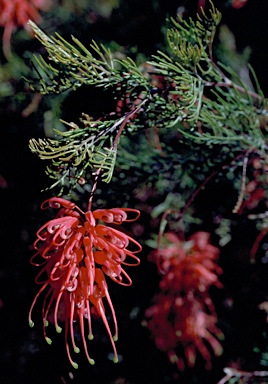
[232,0,248,9]
[29,197,142,368]
[145,231,223,370]
[0,0,52,58]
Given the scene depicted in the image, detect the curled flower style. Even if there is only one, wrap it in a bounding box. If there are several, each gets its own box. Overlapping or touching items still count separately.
[145,231,223,370]
[0,0,52,58]
[29,197,141,368]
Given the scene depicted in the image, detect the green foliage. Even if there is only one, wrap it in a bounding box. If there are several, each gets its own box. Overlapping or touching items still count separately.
[27,3,268,195]
[27,20,148,94]
[166,1,221,63]
[29,114,124,191]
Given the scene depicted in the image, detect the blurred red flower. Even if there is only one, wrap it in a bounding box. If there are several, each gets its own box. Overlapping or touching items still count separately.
[197,0,248,13]
[0,0,52,58]
[145,231,223,370]
[232,0,248,9]
[29,197,141,368]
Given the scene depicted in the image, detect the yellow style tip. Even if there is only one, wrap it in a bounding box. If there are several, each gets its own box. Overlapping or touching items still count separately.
[45,337,52,345]
[72,362,79,369]
[43,319,49,327]
[113,356,119,363]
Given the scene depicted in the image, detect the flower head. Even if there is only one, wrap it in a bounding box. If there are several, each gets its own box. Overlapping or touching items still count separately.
[145,231,223,370]
[29,197,141,368]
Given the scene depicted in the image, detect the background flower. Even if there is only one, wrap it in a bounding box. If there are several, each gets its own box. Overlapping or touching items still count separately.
[0,0,52,58]
[145,232,223,370]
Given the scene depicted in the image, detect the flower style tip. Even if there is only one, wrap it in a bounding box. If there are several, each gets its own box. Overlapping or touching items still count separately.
[29,197,141,367]
[113,355,119,363]
[45,336,52,345]
[29,319,34,328]
[56,325,62,333]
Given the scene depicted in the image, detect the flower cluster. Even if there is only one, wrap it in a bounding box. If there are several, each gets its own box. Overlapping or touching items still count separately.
[29,197,142,368]
[0,0,51,58]
[145,232,223,370]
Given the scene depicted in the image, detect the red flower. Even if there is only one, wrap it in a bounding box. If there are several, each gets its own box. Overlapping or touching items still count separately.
[232,0,248,9]
[0,0,52,58]
[29,197,141,368]
[145,232,223,370]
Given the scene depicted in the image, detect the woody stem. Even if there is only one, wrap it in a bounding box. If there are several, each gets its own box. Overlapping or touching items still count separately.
[87,99,146,211]
[112,101,145,149]
[87,168,101,211]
